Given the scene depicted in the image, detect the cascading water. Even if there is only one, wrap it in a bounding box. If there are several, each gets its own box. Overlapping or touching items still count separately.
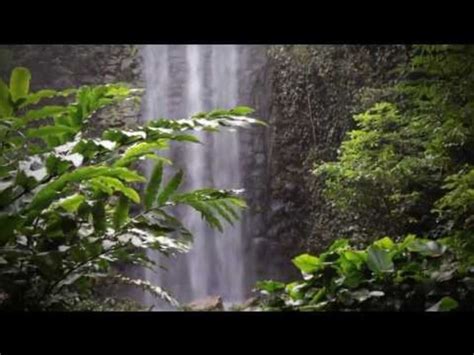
[141,45,250,308]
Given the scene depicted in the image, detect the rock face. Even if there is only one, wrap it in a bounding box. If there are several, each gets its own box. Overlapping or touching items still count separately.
[0,45,144,135]
[257,45,408,281]
[185,296,224,311]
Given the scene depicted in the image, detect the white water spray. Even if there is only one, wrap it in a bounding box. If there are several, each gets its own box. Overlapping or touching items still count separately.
[141,45,247,307]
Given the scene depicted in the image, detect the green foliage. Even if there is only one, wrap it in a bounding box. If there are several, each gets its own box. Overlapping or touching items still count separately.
[315,45,474,242]
[255,45,474,312]
[172,189,246,232]
[144,161,163,210]
[0,67,259,311]
[157,170,183,207]
[256,236,474,311]
[9,67,31,103]
[292,254,322,274]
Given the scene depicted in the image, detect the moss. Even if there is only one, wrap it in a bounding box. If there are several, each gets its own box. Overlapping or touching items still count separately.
[267,45,408,255]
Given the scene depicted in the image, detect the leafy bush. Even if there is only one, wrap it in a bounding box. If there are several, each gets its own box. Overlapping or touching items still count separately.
[256,236,474,311]
[315,45,474,242]
[0,67,262,310]
[255,45,474,312]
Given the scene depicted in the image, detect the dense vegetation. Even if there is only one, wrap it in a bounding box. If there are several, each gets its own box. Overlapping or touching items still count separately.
[256,45,474,311]
[2,44,474,312]
[0,67,261,310]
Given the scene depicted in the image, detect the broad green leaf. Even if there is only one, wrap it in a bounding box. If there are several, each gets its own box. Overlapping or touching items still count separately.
[19,89,57,107]
[19,88,76,108]
[89,176,140,203]
[399,234,417,251]
[292,254,322,274]
[29,166,145,211]
[10,67,31,102]
[230,106,255,116]
[170,134,200,143]
[340,250,367,276]
[102,129,146,144]
[407,239,447,257]
[367,245,394,273]
[426,296,459,312]
[113,195,130,229]
[54,193,85,213]
[285,281,306,300]
[328,238,350,252]
[256,280,286,293]
[19,106,70,126]
[27,125,77,138]
[113,141,169,167]
[144,161,163,209]
[343,250,367,264]
[373,237,395,250]
[0,78,12,117]
[157,170,183,206]
[122,187,140,203]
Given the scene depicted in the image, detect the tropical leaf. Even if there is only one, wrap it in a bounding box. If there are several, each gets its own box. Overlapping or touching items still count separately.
[367,245,394,273]
[89,176,140,203]
[19,88,76,108]
[29,166,145,211]
[52,193,85,213]
[157,170,183,206]
[18,106,70,127]
[292,254,322,274]
[186,200,223,232]
[0,78,12,117]
[27,125,77,138]
[113,141,169,167]
[172,189,245,231]
[256,280,286,293]
[144,161,163,210]
[426,296,459,312]
[111,275,179,307]
[9,67,31,103]
[229,106,255,116]
[113,195,130,229]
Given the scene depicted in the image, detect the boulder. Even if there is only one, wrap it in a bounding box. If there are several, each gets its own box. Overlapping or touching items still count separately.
[185,296,224,311]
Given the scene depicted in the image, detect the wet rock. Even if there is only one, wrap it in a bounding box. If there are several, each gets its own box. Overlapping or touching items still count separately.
[228,297,260,311]
[255,153,266,165]
[241,297,258,309]
[185,296,224,311]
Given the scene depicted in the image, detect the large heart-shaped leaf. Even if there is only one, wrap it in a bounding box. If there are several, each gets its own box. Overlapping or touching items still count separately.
[292,254,322,273]
[367,245,394,273]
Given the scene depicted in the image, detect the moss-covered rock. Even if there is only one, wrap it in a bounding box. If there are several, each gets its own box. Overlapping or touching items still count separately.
[265,45,408,259]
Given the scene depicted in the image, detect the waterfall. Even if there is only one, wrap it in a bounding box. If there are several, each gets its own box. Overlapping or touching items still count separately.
[141,45,249,307]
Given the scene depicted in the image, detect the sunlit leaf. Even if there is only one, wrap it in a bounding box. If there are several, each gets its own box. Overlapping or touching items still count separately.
[10,67,31,102]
